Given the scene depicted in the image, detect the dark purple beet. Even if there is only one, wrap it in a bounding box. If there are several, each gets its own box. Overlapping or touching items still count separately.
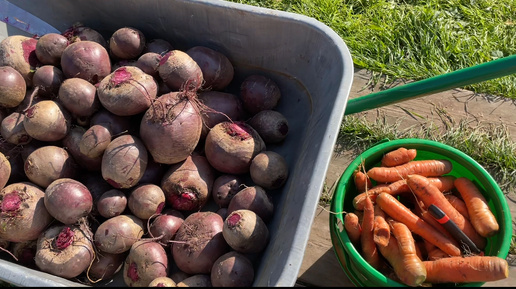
[90,108,132,135]
[109,27,146,60]
[172,211,229,274]
[63,25,108,48]
[61,125,103,172]
[138,157,168,185]
[149,209,184,247]
[35,33,69,66]
[96,189,128,219]
[144,39,173,56]
[60,41,111,84]
[0,66,26,108]
[44,178,93,224]
[212,174,245,208]
[240,74,281,115]
[135,52,162,78]
[161,155,215,212]
[248,109,289,144]
[58,77,100,117]
[32,65,64,98]
[186,46,234,91]
[127,184,166,220]
[198,91,244,139]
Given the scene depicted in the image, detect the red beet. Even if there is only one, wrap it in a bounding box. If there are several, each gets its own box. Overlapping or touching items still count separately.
[161,155,215,212]
[90,108,132,136]
[35,222,94,279]
[249,150,289,190]
[87,250,127,282]
[63,25,108,49]
[61,125,103,172]
[79,124,112,159]
[123,240,169,287]
[128,183,166,220]
[96,189,127,219]
[137,158,168,185]
[10,240,38,269]
[198,91,244,139]
[248,109,289,144]
[109,27,146,60]
[139,91,203,165]
[144,38,173,56]
[158,50,204,92]
[149,209,184,248]
[0,35,41,87]
[58,77,100,118]
[32,65,64,98]
[97,66,158,116]
[0,152,11,190]
[204,121,266,175]
[211,251,255,287]
[212,174,245,208]
[227,186,274,223]
[186,46,234,91]
[101,134,148,189]
[222,209,269,254]
[135,52,162,78]
[60,40,111,84]
[35,33,69,66]
[0,182,54,242]
[148,276,176,287]
[240,74,281,115]
[172,211,229,274]
[177,274,212,287]
[0,112,32,145]
[44,178,93,225]
[94,214,144,254]
[0,66,27,108]
[22,99,72,142]
[24,145,77,188]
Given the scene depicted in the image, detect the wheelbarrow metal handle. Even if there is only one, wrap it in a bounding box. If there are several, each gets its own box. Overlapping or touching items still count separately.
[344,54,516,115]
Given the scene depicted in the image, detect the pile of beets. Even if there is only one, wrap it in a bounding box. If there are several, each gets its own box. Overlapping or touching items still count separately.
[0,24,291,287]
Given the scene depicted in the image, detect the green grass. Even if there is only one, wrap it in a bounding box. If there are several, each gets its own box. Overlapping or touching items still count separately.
[229,0,516,99]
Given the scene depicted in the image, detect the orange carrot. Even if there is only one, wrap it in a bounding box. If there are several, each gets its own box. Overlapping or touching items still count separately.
[360,195,382,269]
[381,147,417,167]
[375,192,462,257]
[406,174,486,250]
[454,177,499,238]
[444,193,470,220]
[374,203,386,218]
[353,176,456,210]
[367,159,453,183]
[344,212,362,246]
[381,219,427,287]
[423,256,509,283]
[373,215,390,247]
[428,175,456,192]
[352,184,390,210]
[423,239,449,261]
[354,170,372,193]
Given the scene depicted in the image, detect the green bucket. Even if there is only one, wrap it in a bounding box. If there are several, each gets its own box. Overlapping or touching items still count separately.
[329,138,512,287]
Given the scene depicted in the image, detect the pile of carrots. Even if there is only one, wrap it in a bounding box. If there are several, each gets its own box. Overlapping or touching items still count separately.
[344,147,509,287]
